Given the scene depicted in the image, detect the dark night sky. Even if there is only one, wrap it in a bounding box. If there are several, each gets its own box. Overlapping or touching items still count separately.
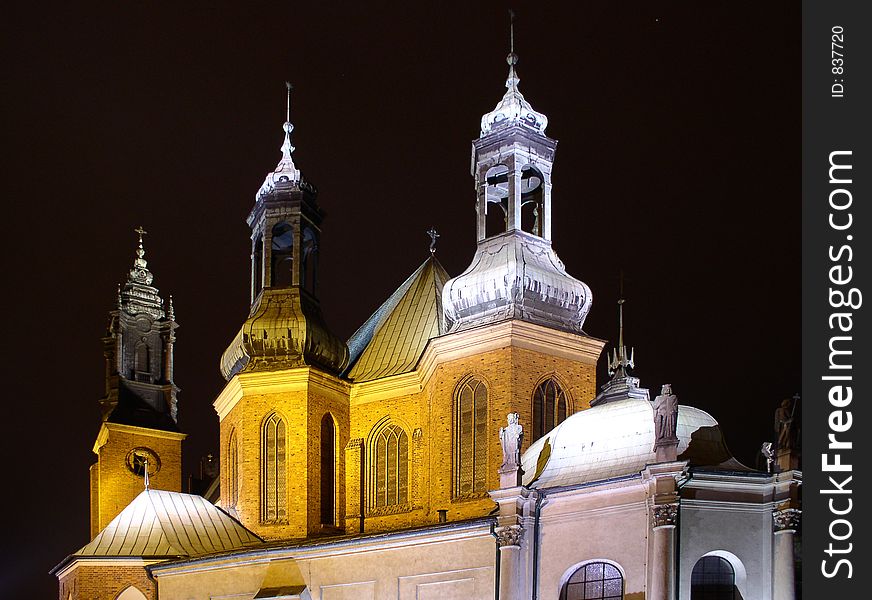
[2,2,799,596]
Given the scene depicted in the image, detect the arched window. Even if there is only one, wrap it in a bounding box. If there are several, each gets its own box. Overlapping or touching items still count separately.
[320,413,336,525]
[261,413,287,523]
[532,378,568,442]
[691,555,737,599]
[520,164,544,236]
[484,165,509,238]
[134,342,151,382]
[115,587,148,600]
[228,429,239,508]
[270,221,294,287]
[454,377,488,497]
[371,423,409,509]
[561,562,623,600]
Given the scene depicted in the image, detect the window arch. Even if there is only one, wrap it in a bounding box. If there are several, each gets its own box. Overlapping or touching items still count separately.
[370,421,409,510]
[320,413,336,525]
[453,377,488,497]
[532,377,569,442]
[261,413,287,523]
[691,555,737,599]
[115,587,148,600]
[560,561,623,600]
[227,428,239,508]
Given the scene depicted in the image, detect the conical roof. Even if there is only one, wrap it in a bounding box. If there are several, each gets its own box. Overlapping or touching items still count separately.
[345,256,450,382]
[75,489,262,558]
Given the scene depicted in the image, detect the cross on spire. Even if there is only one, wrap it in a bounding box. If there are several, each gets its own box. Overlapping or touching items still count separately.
[134,226,147,243]
[427,227,440,254]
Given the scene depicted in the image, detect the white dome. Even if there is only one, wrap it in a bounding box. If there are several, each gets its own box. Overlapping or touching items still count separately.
[521,398,746,488]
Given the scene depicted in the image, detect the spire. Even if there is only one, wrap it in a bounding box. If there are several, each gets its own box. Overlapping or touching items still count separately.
[257,82,302,200]
[479,12,548,137]
[608,283,635,378]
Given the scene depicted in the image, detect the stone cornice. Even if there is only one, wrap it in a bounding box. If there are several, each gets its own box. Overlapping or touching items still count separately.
[214,366,352,420]
[93,422,187,454]
[215,319,606,417]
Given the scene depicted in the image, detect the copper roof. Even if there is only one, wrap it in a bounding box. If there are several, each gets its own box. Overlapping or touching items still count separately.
[345,256,449,382]
[75,489,262,557]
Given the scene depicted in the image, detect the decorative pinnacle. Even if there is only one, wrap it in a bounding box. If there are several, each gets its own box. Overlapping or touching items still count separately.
[167,295,175,320]
[506,9,519,89]
[427,227,440,254]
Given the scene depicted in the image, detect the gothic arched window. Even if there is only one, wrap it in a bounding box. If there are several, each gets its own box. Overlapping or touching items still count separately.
[691,556,737,599]
[261,413,287,523]
[320,413,336,525]
[532,378,568,442]
[371,422,409,509]
[270,222,294,288]
[560,562,623,600]
[228,429,239,508]
[453,377,488,497]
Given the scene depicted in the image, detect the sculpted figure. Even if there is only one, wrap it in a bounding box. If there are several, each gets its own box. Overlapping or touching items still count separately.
[775,398,795,450]
[499,412,523,471]
[653,384,679,443]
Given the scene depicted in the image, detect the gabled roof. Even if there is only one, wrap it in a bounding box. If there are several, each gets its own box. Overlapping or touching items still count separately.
[75,489,262,558]
[345,256,450,382]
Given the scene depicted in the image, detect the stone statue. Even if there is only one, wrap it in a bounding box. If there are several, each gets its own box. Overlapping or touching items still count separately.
[499,413,523,472]
[775,398,795,450]
[653,384,679,444]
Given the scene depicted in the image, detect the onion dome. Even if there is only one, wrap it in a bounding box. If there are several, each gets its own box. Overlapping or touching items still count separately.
[521,398,751,489]
[480,52,548,137]
[442,231,592,334]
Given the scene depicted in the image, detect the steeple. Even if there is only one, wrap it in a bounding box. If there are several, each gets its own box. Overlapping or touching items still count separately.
[220,84,348,379]
[100,228,179,429]
[442,21,592,334]
[592,293,649,406]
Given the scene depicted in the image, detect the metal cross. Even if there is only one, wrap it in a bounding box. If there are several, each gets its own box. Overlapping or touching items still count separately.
[134,226,148,243]
[427,227,440,254]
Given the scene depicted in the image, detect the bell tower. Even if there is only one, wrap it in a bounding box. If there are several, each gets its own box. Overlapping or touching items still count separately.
[217,85,349,541]
[90,229,185,537]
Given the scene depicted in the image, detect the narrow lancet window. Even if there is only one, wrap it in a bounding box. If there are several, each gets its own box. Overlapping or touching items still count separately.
[228,429,239,508]
[454,377,488,497]
[320,414,336,525]
[261,413,287,522]
[532,378,569,442]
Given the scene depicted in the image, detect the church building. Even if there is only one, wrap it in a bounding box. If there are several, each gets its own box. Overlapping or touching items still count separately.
[52,42,801,600]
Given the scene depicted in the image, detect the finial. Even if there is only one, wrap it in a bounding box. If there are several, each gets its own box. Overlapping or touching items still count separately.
[143,456,150,490]
[281,82,295,158]
[506,9,519,87]
[509,9,516,56]
[427,227,440,254]
[167,295,175,320]
[116,283,122,308]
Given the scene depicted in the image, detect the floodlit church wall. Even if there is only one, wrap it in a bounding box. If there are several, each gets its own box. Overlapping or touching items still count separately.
[58,563,156,600]
[534,483,649,600]
[678,500,774,600]
[153,559,270,599]
[295,528,496,600]
[348,337,598,534]
[93,424,183,535]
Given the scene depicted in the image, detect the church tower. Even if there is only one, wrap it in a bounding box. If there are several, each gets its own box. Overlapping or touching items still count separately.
[217,85,349,541]
[90,230,185,537]
[441,33,603,460]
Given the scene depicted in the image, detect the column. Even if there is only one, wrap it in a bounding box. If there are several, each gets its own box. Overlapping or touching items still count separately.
[495,524,524,600]
[773,508,800,600]
[649,503,678,600]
